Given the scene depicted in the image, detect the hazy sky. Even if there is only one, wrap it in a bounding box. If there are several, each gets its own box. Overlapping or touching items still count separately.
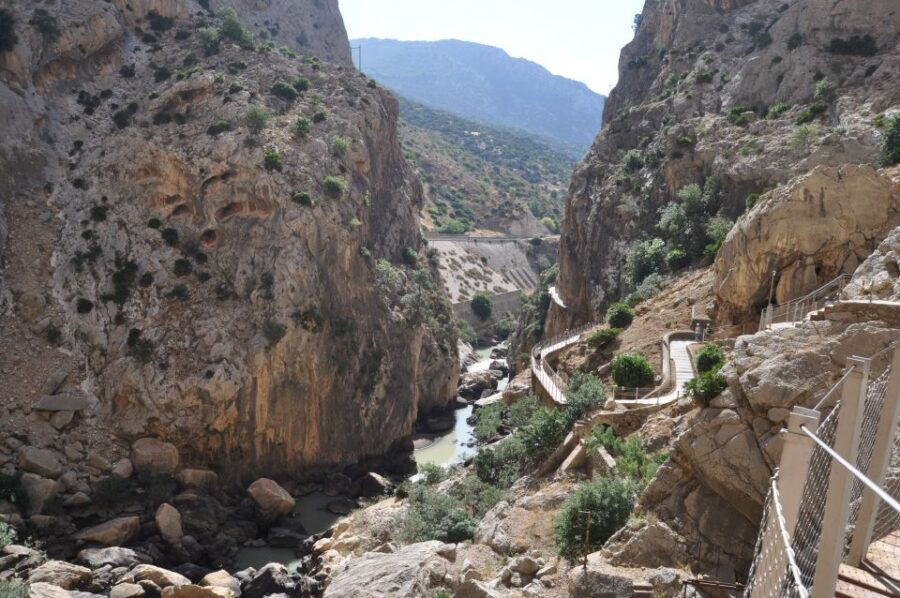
[338,0,646,95]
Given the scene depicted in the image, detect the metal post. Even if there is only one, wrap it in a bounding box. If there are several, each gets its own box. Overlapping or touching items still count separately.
[847,347,900,565]
[778,407,820,534]
[811,357,869,598]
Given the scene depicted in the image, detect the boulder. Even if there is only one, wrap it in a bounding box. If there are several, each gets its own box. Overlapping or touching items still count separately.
[323,541,451,598]
[35,390,91,412]
[28,583,72,598]
[241,564,297,598]
[246,479,294,516]
[131,439,179,476]
[456,580,503,598]
[267,527,305,548]
[20,473,59,515]
[77,547,142,569]
[155,503,183,544]
[326,498,356,515]
[458,371,497,400]
[199,570,241,597]
[161,585,232,598]
[567,556,634,597]
[502,370,532,404]
[73,517,140,546]
[323,472,352,497]
[109,584,145,598]
[125,564,191,588]
[112,459,134,479]
[176,469,218,491]
[356,472,393,498]
[18,447,63,478]
[27,560,92,589]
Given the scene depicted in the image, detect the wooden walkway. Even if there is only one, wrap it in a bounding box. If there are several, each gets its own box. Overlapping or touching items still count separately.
[837,530,900,597]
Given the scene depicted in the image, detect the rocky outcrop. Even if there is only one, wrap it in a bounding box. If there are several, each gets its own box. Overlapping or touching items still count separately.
[714,165,900,323]
[843,216,900,302]
[0,0,457,492]
[547,0,900,334]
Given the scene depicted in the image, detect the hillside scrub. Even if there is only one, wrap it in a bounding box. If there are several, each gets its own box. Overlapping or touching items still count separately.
[605,302,634,328]
[611,353,654,388]
[881,113,900,166]
[554,478,640,559]
[695,343,725,373]
[470,292,493,320]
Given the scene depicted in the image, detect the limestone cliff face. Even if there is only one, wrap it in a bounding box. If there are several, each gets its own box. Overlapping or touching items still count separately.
[548,0,899,335]
[0,0,456,481]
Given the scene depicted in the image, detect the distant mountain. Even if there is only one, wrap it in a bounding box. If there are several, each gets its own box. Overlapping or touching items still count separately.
[352,38,605,159]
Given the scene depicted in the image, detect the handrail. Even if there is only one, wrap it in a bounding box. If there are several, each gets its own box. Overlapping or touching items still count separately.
[759,274,851,330]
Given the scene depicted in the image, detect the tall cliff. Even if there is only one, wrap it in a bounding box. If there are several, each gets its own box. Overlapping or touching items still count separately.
[0,0,457,482]
[548,0,899,335]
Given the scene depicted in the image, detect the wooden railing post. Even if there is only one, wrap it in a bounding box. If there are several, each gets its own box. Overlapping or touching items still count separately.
[811,357,869,598]
[847,347,900,565]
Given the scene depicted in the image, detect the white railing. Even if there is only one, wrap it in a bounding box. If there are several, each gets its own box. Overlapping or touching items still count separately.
[758,274,851,331]
[530,323,594,406]
[745,342,900,597]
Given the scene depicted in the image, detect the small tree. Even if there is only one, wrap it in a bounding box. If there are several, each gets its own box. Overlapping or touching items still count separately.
[611,353,654,388]
[470,292,493,321]
[881,113,900,167]
[293,116,311,138]
[245,105,269,134]
[605,302,634,328]
[554,478,639,559]
[695,343,725,373]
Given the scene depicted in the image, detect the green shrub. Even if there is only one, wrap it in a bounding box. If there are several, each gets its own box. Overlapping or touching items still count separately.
[695,343,725,373]
[584,429,665,485]
[147,10,174,32]
[470,292,493,321]
[457,319,476,345]
[791,123,820,150]
[30,8,60,42]
[666,248,689,270]
[827,35,877,57]
[293,116,311,138]
[245,105,269,134]
[611,353,654,388]
[587,328,621,349]
[292,191,313,206]
[0,580,27,598]
[218,7,255,49]
[271,81,297,102]
[198,26,221,55]
[396,485,476,544]
[766,102,790,119]
[795,100,827,125]
[474,435,527,488]
[540,216,559,233]
[293,76,310,92]
[623,149,644,172]
[173,258,192,276]
[745,193,761,211]
[263,148,283,171]
[553,478,639,559]
[564,372,606,426]
[605,302,634,328]
[262,319,287,346]
[448,475,504,519]
[323,176,347,198]
[437,219,468,234]
[625,237,666,284]
[0,522,15,548]
[76,298,94,313]
[0,9,17,52]
[495,318,515,340]
[787,32,803,50]
[880,113,900,166]
[814,79,835,102]
[684,371,727,405]
[727,105,753,126]
[418,463,446,486]
[519,408,567,464]
[206,120,231,136]
[474,402,504,442]
[161,227,179,246]
[169,284,189,300]
[312,110,328,123]
[704,215,734,246]
[507,395,540,429]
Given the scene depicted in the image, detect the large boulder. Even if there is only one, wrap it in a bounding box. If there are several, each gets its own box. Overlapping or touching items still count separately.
[73,517,141,547]
[27,560,92,589]
[246,479,294,517]
[567,555,634,597]
[77,547,143,569]
[356,472,393,498]
[131,439,180,476]
[20,473,59,515]
[155,503,183,545]
[124,564,191,588]
[323,541,454,598]
[241,564,298,598]
[18,447,63,478]
[458,371,497,400]
[27,583,72,598]
[199,570,240,597]
[161,585,232,598]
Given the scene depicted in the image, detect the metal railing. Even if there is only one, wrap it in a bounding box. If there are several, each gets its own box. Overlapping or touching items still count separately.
[758,274,851,331]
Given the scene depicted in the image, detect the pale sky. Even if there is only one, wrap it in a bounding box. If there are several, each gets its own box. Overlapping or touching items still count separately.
[338,0,646,95]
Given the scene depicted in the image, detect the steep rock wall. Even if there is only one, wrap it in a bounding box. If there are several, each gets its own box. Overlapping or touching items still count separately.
[0,0,456,483]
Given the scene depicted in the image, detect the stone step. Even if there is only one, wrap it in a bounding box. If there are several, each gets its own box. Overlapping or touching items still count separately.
[633,584,655,597]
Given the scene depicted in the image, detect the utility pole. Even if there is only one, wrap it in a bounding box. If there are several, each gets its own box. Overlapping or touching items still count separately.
[580,510,592,570]
[351,45,362,72]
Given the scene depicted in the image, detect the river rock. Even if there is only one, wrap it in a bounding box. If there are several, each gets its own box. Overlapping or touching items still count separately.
[200,570,241,597]
[161,585,232,598]
[246,479,295,516]
[356,472,393,498]
[27,560,92,589]
[111,459,134,479]
[241,564,296,598]
[267,527,306,548]
[125,564,192,588]
[109,583,145,598]
[27,583,72,598]
[131,439,180,476]
[156,503,183,544]
[20,473,58,515]
[73,516,141,546]
[77,547,143,569]
[458,371,497,400]
[18,447,63,478]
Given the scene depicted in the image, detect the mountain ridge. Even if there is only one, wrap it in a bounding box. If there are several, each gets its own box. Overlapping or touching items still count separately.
[351,37,606,159]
